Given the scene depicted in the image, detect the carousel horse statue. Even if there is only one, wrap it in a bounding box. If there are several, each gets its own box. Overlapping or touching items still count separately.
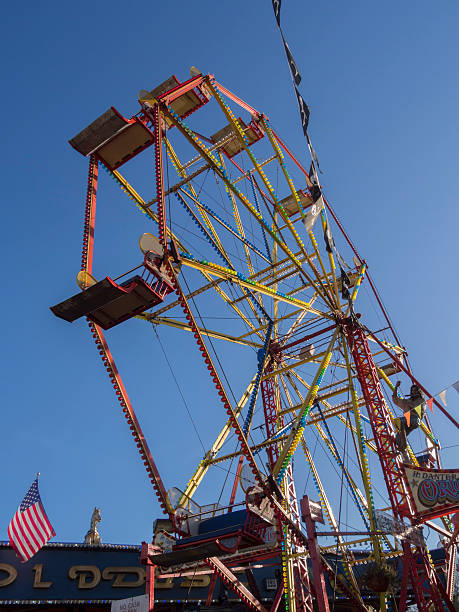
[84,507,102,546]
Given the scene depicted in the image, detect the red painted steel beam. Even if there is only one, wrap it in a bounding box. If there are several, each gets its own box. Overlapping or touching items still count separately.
[302,497,330,612]
[159,75,205,105]
[78,152,170,515]
[165,260,266,491]
[344,321,449,611]
[204,556,267,612]
[205,570,218,605]
[89,322,170,516]
[269,582,284,612]
[81,155,98,274]
[213,79,261,117]
[153,105,167,248]
[280,323,336,352]
[272,128,406,356]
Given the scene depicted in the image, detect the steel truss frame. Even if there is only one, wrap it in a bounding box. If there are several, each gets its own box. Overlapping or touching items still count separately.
[65,70,458,611]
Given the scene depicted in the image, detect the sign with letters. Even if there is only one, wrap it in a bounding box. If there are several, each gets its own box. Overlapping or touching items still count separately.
[111,594,149,612]
[0,542,277,604]
[405,466,459,521]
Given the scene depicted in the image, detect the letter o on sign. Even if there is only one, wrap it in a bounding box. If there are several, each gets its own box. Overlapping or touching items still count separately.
[418,479,438,508]
[0,563,18,587]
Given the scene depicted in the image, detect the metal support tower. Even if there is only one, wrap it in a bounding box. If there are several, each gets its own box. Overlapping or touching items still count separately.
[343,318,454,612]
[261,363,315,612]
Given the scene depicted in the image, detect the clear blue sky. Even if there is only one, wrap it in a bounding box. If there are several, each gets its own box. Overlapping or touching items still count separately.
[1,0,458,547]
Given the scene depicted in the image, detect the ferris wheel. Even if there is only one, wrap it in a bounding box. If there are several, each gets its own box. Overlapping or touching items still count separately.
[51,68,458,612]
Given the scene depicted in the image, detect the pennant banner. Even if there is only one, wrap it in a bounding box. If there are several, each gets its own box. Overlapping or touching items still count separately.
[303,195,324,233]
[340,266,352,301]
[439,389,447,406]
[404,410,411,428]
[452,380,459,394]
[282,35,302,86]
[272,0,281,27]
[427,397,434,412]
[294,87,310,136]
[271,0,324,177]
[324,222,334,253]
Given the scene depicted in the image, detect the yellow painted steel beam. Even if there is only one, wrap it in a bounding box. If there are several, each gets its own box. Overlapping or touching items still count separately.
[180,376,258,501]
[111,161,265,345]
[262,117,338,310]
[207,435,289,466]
[285,369,377,453]
[320,211,341,306]
[179,187,271,267]
[180,255,329,317]
[165,137,229,262]
[236,309,317,341]
[232,155,277,184]
[161,140,269,344]
[208,80,336,312]
[273,328,340,479]
[160,93,334,313]
[279,372,372,515]
[111,168,187,252]
[217,151,257,276]
[141,315,263,349]
[260,351,328,381]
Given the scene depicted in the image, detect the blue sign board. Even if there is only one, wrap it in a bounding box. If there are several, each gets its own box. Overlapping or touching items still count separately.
[0,542,279,604]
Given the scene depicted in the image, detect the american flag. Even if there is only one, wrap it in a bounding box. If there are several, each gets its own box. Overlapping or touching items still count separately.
[8,477,55,563]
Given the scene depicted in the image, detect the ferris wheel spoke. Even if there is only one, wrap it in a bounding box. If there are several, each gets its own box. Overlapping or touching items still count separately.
[208,77,334,309]
[279,372,374,532]
[182,376,257,501]
[161,101,336,311]
[272,327,340,482]
[285,369,378,454]
[264,116,338,311]
[208,79,337,313]
[164,137,233,264]
[319,208,341,306]
[217,151,259,276]
[178,187,271,265]
[102,164,189,253]
[174,190,235,268]
[179,255,329,317]
[166,260,267,489]
[139,314,263,348]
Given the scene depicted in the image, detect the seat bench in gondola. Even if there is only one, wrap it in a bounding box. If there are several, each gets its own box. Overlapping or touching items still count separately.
[50,252,174,330]
[69,74,210,170]
[148,508,273,568]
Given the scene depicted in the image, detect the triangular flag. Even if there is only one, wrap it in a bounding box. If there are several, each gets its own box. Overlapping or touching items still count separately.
[272,0,282,27]
[308,162,322,202]
[427,397,434,412]
[294,86,310,136]
[439,389,447,406]
[414,404,423,418]
[404,411,411,428]
[452,380,459,394]
[303,195,324,232]
[282,35,302,86]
